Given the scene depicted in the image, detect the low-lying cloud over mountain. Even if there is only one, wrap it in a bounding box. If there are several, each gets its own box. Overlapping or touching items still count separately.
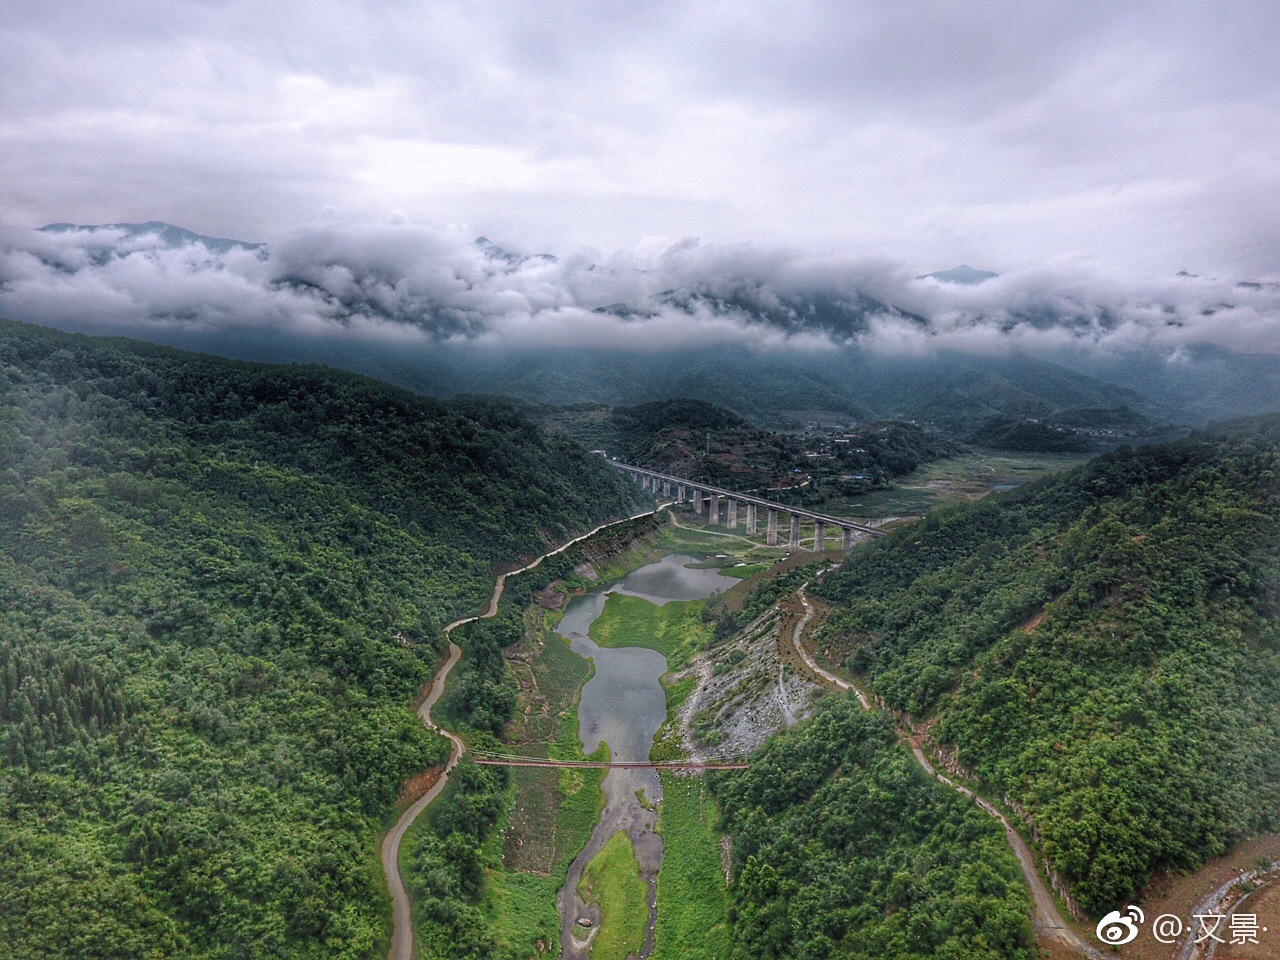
[3,220,1278,362]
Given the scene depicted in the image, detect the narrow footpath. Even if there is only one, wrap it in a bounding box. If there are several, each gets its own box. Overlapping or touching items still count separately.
[380,507,665,960]
[788,584,1106,960]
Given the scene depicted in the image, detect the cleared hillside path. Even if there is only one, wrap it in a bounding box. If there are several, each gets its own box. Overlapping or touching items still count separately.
[380,507,667,960]
[789,584,1106,960]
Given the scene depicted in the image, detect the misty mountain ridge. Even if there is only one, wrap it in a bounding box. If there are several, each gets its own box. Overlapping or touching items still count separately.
[472,235,557,266]
[920,264,998,284]
[597,283,926,340]
[6,220,1280,428]
[39,220,263,253]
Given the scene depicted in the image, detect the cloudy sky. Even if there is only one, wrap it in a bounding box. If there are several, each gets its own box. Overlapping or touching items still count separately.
[4,0,1279,276]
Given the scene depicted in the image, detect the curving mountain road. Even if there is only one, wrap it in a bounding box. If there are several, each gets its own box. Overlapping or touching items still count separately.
[789,585,1105,960]
[380,507,667,960]
[380,641,465,960]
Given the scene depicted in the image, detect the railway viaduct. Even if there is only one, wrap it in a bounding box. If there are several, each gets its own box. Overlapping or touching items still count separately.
[609,461,886,550]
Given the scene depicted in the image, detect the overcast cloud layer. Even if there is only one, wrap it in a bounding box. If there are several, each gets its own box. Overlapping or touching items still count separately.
[3,1,1280,277]
[4,222,1279,359]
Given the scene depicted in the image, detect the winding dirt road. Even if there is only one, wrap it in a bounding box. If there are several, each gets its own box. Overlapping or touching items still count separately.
[789,585,1105,960]
[380,642,465,960]
[380,507,667,960]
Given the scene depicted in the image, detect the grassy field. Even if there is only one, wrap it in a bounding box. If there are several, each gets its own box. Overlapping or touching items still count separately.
[652,774,731,960]
[652,519,779,560]
[589,593,713,670]
[721,560,769,579]
[820,450,1087,518]
[577,830,649,960]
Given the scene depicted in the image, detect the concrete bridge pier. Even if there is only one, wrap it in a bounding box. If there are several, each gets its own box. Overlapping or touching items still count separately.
[610,460,882,550]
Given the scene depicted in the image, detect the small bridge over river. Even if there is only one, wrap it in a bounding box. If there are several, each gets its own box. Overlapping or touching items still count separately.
[472,750,748,770]
[608,461,886,551]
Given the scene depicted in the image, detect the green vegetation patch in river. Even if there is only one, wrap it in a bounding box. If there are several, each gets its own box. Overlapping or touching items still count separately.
[577,831,649,960]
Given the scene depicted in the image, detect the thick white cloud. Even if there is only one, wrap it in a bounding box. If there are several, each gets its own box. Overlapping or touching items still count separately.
[3,223,1278,359]
[2,1,1279,274]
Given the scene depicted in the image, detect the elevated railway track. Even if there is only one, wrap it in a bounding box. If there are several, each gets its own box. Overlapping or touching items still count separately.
[608,460,886,550]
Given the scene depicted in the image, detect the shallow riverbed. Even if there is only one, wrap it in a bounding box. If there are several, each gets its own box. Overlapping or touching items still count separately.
[553,554,737,960]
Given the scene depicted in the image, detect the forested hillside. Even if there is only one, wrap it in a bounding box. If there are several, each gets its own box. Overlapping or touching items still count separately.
[812,418,1280,913]
[713,699,1034,960]
[397,346,1168,430]
[0,318,642,958]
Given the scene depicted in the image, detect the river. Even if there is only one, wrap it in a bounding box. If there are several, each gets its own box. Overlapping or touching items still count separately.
[553,553,738,960]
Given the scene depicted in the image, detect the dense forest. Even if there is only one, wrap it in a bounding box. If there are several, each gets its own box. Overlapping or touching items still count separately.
[407,616,515,960]
[963,414,1091,452]
[0,318,642,958]
[712,698,1034,960]
[812,418,1280,912]
[379,343,1181,429]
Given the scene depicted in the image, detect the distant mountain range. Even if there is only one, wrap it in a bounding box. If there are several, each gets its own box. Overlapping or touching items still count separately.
[6,221,1280,435]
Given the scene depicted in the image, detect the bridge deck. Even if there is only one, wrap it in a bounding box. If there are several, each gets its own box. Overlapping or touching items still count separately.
[473,757,747,770]
[609,461,886,537]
